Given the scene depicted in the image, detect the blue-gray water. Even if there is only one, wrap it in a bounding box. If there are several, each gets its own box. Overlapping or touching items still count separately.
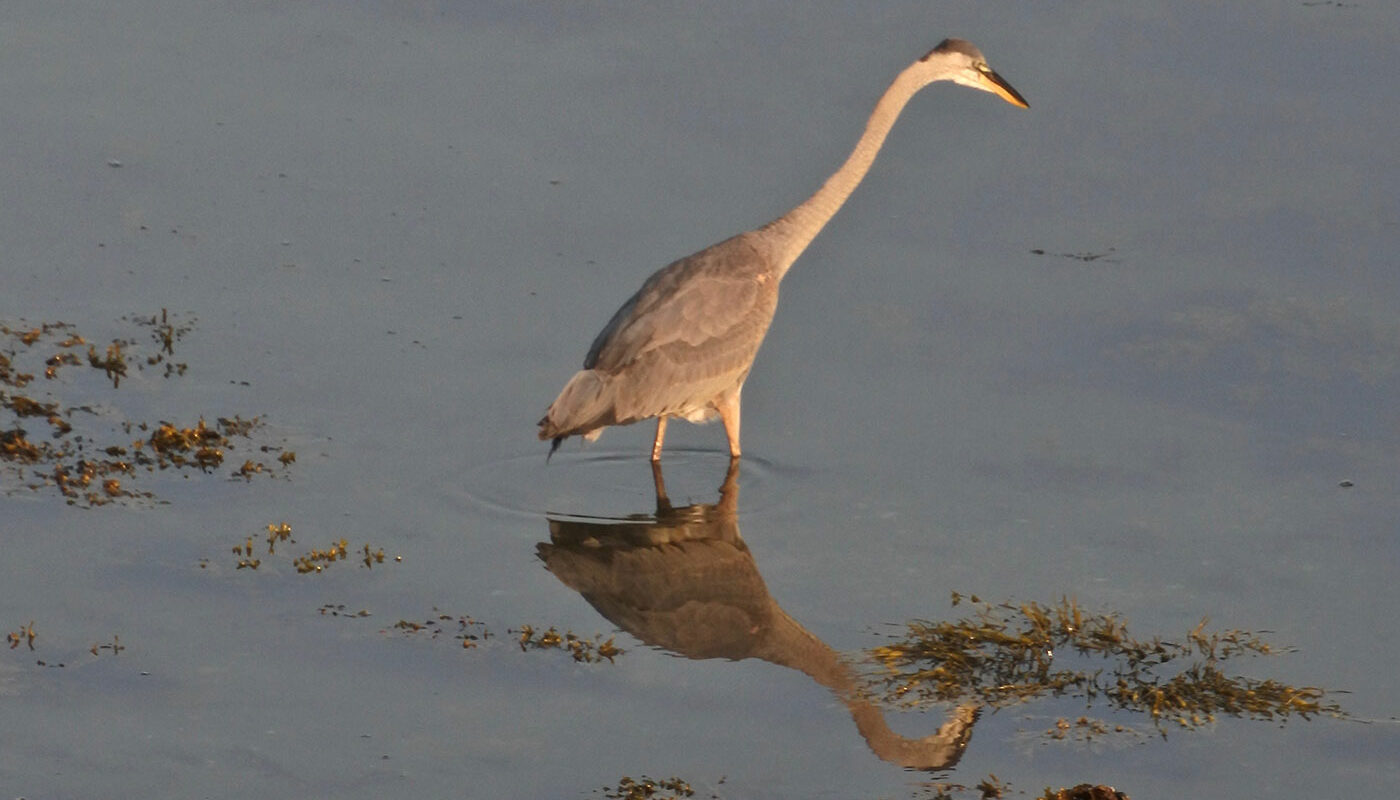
[3,2,1398,797]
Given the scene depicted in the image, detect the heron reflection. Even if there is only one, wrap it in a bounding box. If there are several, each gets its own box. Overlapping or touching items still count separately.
[538,459,979,771]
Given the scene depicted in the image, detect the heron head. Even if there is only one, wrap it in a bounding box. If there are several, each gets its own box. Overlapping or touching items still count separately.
[920,38,1029,109]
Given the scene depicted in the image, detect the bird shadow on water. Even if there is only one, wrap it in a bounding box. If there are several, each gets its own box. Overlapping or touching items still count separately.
[538,457,980,772]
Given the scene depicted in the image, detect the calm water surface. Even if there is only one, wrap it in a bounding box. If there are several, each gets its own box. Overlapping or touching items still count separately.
[3,2,1398,797]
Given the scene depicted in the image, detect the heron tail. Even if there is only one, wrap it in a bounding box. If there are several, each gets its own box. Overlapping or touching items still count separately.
[538,369,616,455]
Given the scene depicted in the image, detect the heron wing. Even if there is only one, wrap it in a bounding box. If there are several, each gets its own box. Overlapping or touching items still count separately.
[585,233,777,375]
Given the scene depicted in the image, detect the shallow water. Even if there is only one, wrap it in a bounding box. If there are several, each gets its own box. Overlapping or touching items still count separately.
[3,2,1399,797]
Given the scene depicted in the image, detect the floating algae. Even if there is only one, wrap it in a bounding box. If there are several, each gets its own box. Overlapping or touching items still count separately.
[865,594,1345,736]
[1,313,294,506]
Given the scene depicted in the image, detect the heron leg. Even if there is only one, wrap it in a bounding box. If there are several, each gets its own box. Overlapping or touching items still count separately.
[650,417,668,462]
[715,388,742,459]
[650,459,673,512]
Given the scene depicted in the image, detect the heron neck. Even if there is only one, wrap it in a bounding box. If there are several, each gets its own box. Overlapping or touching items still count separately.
[761,65,931,281]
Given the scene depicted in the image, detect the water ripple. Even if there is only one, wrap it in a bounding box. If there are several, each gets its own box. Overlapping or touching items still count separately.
[460,447,796,523]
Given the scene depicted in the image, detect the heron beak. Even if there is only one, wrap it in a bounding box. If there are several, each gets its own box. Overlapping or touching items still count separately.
[981,69,1029,109]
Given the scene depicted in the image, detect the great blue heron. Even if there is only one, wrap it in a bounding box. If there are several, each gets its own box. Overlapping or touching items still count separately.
[539,39,1027,462]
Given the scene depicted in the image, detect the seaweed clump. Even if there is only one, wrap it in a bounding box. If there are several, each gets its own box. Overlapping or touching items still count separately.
[386,610,493,649]
[223,522,397,574]
[866,593,1344,735]
[596,776,695,800]
[514,624,624,664]
[0,314,295,505]
[338,606,625,663]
